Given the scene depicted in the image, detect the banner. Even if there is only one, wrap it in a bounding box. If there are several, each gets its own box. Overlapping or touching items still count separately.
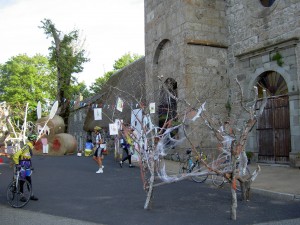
[115,119,123,130]
[94,108,102,120]
[116,97,124,112]
[109,123,118,135]
[149,102,155,114]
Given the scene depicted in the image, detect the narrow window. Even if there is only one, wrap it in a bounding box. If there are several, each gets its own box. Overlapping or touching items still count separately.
[260,0,276,7]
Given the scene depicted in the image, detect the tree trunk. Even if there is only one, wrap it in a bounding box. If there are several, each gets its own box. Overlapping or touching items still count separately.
[231,184,237,220]
[231,151,238,220]
[238,151,251,201]
[144,159,155,210]
[240,179,251,201]
[144,171,155,210]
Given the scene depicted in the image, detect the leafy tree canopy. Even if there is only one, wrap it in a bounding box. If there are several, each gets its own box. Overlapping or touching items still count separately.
[113,52,142,70]
[40,18,90,128]
[40,18,90,100]
[0,54,56,122]
[90,52,142,94]
[69,80,91,99]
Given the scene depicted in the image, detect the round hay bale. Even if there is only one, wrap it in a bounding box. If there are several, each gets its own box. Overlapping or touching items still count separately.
[50,133,77,155]
[36,115,65,135]
[34,140,43,154]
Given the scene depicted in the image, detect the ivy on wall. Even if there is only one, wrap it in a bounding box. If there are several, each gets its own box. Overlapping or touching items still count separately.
[272,52,284,67]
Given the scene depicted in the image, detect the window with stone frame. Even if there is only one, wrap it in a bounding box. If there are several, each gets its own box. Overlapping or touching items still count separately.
[260,0,276,7]
[257,71,287,98]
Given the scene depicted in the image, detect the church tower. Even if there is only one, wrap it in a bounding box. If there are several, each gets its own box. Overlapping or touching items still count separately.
[144,0,228,145]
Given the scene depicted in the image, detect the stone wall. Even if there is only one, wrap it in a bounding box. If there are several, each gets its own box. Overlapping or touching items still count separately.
[68,0,300,164]
[144,0,300,163]
[68,58,145,152]
[145,0,229,150]
[226,0,300,159]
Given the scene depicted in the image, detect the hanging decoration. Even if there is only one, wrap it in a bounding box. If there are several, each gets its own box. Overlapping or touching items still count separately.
[149,102,155,114]
[115,119,123,130]
[109,123,118,135]
[116,97,124,112]
[93,108,102,120]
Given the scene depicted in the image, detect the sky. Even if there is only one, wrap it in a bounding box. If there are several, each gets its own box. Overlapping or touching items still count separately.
[0,0,145,87]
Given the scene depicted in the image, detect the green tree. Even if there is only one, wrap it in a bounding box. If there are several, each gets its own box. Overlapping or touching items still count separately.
[0,54,56,122]
[90,53,142,94]
[89,71,114,94]
[113,52,142,70]
[69,81,91,99]
[39,18,89,129]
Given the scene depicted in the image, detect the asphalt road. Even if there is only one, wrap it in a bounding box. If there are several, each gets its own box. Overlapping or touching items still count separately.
[0,154,300,225]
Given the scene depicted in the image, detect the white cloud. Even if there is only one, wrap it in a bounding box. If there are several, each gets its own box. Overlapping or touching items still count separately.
[0,0,145,86]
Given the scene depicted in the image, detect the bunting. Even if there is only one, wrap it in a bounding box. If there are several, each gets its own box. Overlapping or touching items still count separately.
[58,96,150,111]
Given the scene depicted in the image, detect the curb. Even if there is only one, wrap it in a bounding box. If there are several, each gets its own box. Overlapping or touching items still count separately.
[252,188,300,201]
[0,204,103,225]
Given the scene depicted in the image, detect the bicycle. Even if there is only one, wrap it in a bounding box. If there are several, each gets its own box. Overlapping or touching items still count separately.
[176,148,208,183]
[6,166,32,208]
[211,152,250,191]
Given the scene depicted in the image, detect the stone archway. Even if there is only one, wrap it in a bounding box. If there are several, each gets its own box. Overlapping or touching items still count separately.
[256,71,291,163]
[158,78,178,128]
[152,39,177,127]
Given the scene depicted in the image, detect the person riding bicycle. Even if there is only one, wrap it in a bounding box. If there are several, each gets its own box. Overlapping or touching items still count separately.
[12,134,39,201]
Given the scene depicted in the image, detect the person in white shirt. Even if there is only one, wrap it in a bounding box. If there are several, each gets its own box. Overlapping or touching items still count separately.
[93,126,104,174]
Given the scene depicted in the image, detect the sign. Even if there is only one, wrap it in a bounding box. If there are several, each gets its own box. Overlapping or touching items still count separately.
[94,108,102,120]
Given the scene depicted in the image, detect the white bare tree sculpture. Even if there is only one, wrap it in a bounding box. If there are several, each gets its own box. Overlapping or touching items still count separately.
[99,71,267,220]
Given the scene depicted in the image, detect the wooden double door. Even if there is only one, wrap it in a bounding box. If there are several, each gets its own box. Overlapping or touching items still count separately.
[256,95,291,163]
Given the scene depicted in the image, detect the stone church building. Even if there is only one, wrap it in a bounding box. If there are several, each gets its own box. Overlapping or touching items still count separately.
[69,0,300,166]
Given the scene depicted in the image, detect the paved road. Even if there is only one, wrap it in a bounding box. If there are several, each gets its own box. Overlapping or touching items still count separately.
[0,154,300,225]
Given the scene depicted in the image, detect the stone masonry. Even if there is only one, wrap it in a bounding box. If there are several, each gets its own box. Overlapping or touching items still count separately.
[68,0,300,166]
[144,0,300,165]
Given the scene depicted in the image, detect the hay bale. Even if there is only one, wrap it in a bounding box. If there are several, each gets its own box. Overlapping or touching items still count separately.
[50,133,77,155]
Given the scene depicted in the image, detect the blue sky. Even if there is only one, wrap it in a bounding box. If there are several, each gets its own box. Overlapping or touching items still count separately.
[0,0,145,87]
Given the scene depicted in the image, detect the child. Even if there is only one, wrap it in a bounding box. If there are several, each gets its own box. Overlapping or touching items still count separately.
[84,138,94,157]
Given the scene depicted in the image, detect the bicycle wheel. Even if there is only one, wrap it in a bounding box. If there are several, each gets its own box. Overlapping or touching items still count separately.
[191,161,208,183]
[211,174,225,187]
[7,179,32,208]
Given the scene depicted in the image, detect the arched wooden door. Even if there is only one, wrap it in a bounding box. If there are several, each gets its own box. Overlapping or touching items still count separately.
[256,71,291,163]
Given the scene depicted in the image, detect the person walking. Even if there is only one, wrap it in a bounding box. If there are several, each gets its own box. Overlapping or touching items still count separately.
[119,129,134,168]
[93,126,104,174]
[12,134,39,201]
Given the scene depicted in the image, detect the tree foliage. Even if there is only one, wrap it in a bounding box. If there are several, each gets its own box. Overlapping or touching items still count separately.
[69,81,91,99]
[39,18,90,129]
[113,52,142,70]
[0,54,56,122]
[90,53,142,94]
